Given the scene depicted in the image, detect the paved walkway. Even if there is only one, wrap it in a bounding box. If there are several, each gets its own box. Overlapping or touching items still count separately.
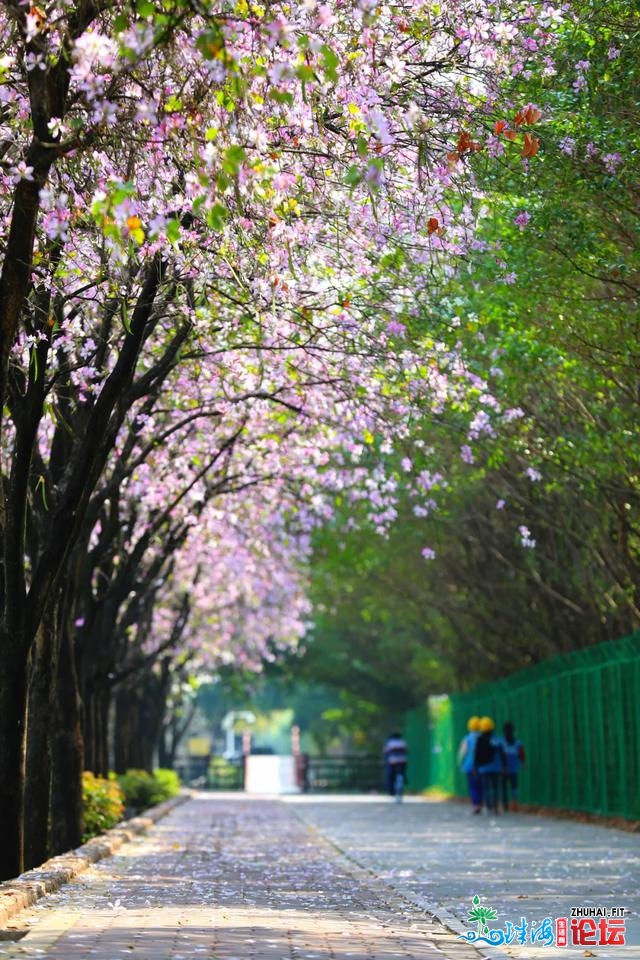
[0,795,480,960]
[289,796,640,959]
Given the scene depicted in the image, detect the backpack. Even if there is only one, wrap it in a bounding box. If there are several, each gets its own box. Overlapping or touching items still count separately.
[474,733,495,768]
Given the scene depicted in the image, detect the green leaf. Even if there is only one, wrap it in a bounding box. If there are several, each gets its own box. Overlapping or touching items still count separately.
[296,64,316,83]
[196,27,225,61]
[321,44,340,83]
[207,202,228,231]
[165,94,183,113]
[344,165,362,187]
[222,145,247,176]
[269,89,294,106]
[136,0,155,16]
[166,218,180,244]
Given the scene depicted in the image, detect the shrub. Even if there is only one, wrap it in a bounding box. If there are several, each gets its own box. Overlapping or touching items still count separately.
[153,768,181,799]
[116,768,181,812]
[82,772,125,841]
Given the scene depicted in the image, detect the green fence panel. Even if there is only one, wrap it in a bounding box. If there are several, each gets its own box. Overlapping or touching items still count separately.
[406,632,640,820]
[404,695,455,794]
[404,700,431,792]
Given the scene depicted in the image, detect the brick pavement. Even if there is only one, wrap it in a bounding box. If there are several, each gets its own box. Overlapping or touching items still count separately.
[289,796,640,960]
[0,796,482,960]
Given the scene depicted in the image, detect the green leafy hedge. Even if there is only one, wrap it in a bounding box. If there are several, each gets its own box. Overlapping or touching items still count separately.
[82,772,125,841]
[116,768,181,812]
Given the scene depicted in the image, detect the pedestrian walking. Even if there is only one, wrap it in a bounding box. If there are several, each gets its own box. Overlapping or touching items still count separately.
[458,716,483,814]
[473,716,505,814]
[383,731,408,797]
[500,721,525,811]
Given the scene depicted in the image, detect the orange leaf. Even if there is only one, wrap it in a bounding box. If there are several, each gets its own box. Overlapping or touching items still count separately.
[513,110,526,126]
[522,133,540,158]
[523,105,542,125]
[503,130,518,142]
[494,120,508,135]
[457,131,480,154]
[427,217,440,235]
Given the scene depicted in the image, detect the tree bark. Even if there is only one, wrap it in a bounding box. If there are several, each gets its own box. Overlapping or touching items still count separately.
[24,614,59,870]
[0,643,28,879]
[95,685,111,777]
[50,627,83,855]
[114,685,135,774]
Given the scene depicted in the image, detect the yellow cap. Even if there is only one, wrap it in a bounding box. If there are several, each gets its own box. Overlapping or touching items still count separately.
[467,716,481,732]
[479,716,495,732]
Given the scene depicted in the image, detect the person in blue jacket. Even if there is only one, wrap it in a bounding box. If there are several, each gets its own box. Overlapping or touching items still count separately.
[383,731,408,796]
[457,716,483,814]
[473,716,505,814]
[500,721,525,812]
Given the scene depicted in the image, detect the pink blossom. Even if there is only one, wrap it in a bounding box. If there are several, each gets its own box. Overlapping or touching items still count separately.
[602,152,622,174]
[386,320,406,337]
[518,525,536,548]
[460,444,475,464]
[10,161,34,184]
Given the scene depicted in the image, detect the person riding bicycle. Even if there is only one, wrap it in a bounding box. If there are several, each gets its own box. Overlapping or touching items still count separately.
[383,731,408,796]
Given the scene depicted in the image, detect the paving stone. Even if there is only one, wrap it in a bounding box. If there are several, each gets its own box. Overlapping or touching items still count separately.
[289,796,640,959]
[0,797,480,960]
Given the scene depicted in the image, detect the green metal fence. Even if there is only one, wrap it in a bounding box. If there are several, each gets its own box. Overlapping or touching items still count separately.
[404,632,640,820]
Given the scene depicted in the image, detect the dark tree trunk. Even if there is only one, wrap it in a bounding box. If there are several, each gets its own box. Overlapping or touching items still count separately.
[50,627,83,855]
[137,661,171,772]
[158,728,169,769]
[0,643,28,879]
[95,685,111,777]
[114,685,135,774]
[113,661,172,774]
[83,686,96,773]
[134,706,155,773]
[24,613,59,870]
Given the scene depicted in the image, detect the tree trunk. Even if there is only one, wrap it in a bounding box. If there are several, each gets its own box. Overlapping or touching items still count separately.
[83,686,96,773]
[95,685,111,777]
[136,664,170,773]
[50,627,83,855]
[114,686,135,773]
[24,615,59,870]
[0,642,28,879]
[158,725,170,769]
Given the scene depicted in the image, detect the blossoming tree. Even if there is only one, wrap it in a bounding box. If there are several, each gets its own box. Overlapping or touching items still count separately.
[0,0,556,876]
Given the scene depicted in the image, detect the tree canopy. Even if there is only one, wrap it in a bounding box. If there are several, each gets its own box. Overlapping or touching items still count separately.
[0,0,636,876]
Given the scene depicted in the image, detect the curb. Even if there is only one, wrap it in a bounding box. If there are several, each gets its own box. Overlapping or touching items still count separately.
[0,790,190,929]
